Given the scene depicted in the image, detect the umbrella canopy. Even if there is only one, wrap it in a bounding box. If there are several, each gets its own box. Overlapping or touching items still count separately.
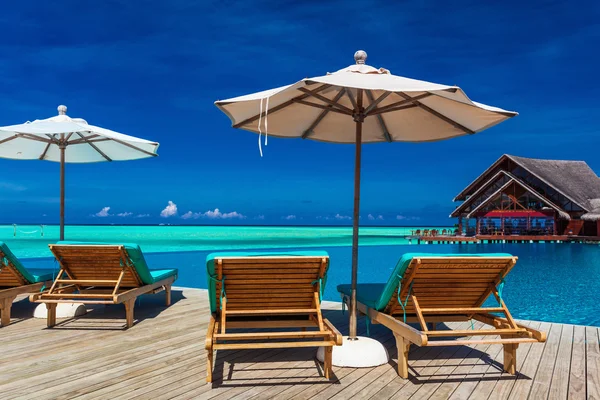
[215,50,517,340]
[0,105,159,239]
[216,51,516,144]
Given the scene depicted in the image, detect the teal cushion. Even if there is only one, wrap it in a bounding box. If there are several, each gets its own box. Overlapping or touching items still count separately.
[57,241,177,285]
[206,251,330,313]
[337,283,386,309]
[0,242,55,284]
[26,268,56,283]
[149,268,178,282]
[337,252,513,311]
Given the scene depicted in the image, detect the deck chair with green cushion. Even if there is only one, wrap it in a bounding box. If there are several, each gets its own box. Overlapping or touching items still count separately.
[337,253,546,378]
[0,242,54,327]
[30,242,177,328]
[205,251,343,383]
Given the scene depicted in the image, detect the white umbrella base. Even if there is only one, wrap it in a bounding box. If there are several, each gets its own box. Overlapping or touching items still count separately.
[33,303,87,319]
[316,336,389,367]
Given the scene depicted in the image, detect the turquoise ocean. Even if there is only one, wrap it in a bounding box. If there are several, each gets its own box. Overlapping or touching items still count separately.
[3,224,600,327]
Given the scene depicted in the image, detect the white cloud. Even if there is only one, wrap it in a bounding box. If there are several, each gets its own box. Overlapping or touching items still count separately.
[377,215,384,220]
[255,215,265,220]
[180,208,246,220]
[283,215,296,220]
[94,207,111,217]
[368,214,375,221]
[368,214,384,221]
[396,215,406,220]
[136,213,150,218]
[335,214,352,221]
[181,211,195,220]
[117,212,133,217]
[160,201,178,218]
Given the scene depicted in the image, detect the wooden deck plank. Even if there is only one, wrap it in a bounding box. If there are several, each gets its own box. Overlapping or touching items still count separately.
[508,322,555,399]
[483,321,542,400]
[529,322,563,399]
[586,326,600,400]
[0,289,597,400]
[568,324,587,400]
[548,323,574,399]
[461,323,543,400]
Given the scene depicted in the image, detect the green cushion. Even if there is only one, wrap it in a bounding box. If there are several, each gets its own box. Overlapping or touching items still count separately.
[337,283,386,309]
[206,251,330,314]
[337,252,513,311]
[57,241,177,285]
[0,242,55,284]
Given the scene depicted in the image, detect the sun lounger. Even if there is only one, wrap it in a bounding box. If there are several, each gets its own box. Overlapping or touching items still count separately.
[337,253,545,378]
[205,251,343,383]
[30,242,177,328]
[0,242,54,327]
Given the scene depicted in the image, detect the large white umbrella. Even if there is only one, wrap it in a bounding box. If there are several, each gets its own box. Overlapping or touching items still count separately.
[215,51,516,345]
[0,105,159,239]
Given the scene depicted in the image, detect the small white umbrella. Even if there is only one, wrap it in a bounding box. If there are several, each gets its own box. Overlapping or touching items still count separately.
[0,105,159,239]
[215,51,517,345]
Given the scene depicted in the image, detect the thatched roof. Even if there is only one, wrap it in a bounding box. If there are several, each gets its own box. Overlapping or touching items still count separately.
[581,198,600,221]
[509,155,600,212]
[454,154,600,212]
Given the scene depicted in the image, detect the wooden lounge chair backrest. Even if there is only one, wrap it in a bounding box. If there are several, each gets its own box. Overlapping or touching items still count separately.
[211,255,328,313]
[384,256,517,317]
[49,245,143,288]
[0,250,27,287]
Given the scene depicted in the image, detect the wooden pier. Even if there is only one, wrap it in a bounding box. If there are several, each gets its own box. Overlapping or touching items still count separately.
[410,234,600,245]
[0,288,598,399]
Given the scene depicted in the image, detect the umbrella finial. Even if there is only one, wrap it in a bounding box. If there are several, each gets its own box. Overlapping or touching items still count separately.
[57,105,67,115]
[354,50,367,64]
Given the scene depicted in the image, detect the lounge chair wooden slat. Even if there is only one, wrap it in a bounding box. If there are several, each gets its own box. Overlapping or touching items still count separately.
[205,253,342,383]
[342,255,545,379]
[0,246,54,327]
[32,244,176,329]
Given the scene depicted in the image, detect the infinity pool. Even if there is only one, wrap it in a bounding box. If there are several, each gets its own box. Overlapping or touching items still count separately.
[21,242,600,327]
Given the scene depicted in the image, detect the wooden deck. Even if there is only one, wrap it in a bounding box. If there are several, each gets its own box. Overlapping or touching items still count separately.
[1,288,599,400]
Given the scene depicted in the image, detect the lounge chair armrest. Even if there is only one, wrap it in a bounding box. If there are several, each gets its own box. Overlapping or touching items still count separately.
[473,313,546,342]
[206,314,217,350]
[323,318,343,345]
[357,302,427,346]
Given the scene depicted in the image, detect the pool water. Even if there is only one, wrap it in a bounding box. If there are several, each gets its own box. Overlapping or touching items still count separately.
[22,242,600,327]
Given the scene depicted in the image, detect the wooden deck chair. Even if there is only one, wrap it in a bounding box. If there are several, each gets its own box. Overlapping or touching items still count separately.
[338,253,545,378]
[30,242,177,328]
[0,242,54,327]
[205,251,343,383]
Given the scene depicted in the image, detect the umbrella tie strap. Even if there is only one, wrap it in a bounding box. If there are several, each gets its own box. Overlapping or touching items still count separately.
[341,295,348,315]
[311,278,324,303]
[208,275,227,309]
[257,96,271,157]
[397,276,414,324]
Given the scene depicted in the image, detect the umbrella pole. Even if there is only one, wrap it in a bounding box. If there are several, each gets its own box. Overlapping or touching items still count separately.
[349,110,364,340]
[59,144,65,241]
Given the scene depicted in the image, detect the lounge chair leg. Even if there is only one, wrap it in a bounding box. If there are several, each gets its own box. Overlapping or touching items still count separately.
[324,346,333,379]
[394,333,411,379]
[207,349,214,383]
[503,343,517,374]
[165,284,172,306]
[124,299,135,328]
[46,303,57,328]
[0,297,14,327]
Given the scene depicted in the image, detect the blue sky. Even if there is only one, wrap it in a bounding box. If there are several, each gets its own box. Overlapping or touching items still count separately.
[0,1,599,226]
